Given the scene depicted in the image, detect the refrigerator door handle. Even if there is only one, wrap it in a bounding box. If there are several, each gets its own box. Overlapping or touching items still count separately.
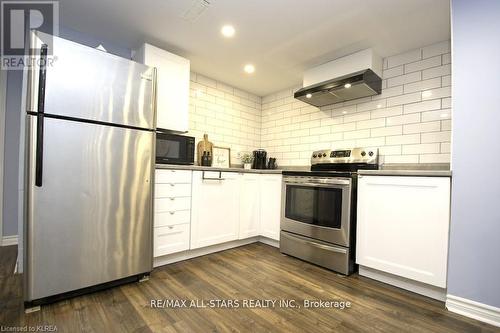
[35,44,48,187]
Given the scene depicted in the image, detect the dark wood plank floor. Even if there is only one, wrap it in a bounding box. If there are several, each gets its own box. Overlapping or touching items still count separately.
[1,243,498,333]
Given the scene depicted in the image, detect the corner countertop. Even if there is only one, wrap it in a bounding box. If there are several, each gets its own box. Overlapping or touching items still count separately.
[155,164,283,174]
[358,163,452,177]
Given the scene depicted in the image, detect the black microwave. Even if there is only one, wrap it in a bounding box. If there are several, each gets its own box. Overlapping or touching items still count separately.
[156,133,195,165]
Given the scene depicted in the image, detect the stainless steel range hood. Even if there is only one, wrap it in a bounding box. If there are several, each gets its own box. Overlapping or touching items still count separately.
[294,69,382,107]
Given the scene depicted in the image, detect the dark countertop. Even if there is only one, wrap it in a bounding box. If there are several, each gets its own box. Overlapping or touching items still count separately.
[155,164,283,174]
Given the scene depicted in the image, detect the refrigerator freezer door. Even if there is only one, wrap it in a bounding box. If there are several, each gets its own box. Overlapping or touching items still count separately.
[27,32,155,130]
[25,116,154,301]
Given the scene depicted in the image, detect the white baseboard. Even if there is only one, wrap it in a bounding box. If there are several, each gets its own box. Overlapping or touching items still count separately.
[258,236,279,248]
[1,235,18,246]
[359,265,446,301]
[446,295,500,327]
[154,237,280,267]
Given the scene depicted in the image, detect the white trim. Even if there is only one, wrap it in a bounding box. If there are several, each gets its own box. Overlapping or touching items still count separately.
[0,69,7,245]
[154,237,259,267]
[359,265,446,301]
[2,235,18,246]
[446,295,500,327]
[153,237,280,267]
[258,236,279,248]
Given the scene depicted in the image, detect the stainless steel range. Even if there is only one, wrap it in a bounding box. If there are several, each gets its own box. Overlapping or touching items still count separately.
[280,147,378,275]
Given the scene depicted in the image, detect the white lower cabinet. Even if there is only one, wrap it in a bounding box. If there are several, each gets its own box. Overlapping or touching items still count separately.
[239,174,261,239]
[154,224,190,257]
[259,174,282,241]
[154,169,283,260]
[154,169,192,257]
[356,175,451,288]
[190,171,240,249]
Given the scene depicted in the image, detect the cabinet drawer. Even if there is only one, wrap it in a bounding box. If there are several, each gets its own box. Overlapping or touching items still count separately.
[154,224,190,257]
[155,210,191,227]
[155,183,191,198]
[155,169,191,184]
[155,197,191,212]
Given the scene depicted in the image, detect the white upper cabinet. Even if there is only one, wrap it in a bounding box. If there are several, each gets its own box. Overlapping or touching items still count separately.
[356,175,451,288]
[259,174,282,241]
[239,173,261,239]
[133,44,190,132]
[190,171,240,249]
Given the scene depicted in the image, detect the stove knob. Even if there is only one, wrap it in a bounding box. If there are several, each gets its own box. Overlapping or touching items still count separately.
[361,151,366,157]
[313,154,317,158]
[323,153,327,157]
[368,151,374,156]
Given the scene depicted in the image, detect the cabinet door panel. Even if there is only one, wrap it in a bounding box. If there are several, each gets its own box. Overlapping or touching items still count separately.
[260,175,282,241]
[356,176,450,287]
[191,172,240,249]
[239,174,261,239]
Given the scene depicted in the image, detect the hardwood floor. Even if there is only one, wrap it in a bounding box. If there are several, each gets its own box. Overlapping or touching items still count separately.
[1,243,498,333]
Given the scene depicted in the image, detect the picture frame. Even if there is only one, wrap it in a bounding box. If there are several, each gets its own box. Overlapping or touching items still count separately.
[212,146,231,168]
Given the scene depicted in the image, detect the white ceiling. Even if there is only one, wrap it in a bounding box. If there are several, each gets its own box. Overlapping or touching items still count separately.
[59,0,451,96]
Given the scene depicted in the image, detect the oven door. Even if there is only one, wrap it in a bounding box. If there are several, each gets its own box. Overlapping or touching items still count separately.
[156,133,195,165]
[281,176,352,247]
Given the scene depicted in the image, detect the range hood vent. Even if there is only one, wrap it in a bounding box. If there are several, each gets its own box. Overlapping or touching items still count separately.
[294,69,382,107]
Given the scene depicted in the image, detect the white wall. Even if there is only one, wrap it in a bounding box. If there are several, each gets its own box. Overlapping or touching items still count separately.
[261,41,452,166]
[188,73,262,163]
[447,0,500,308]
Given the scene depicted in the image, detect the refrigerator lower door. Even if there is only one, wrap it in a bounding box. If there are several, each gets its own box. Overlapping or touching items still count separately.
[27,31,155,130]
[25,115,154,301]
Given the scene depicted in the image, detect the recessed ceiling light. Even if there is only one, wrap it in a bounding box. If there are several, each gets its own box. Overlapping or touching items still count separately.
[376,104,382,109]
[221,25,235,38]
[306,93,312,99]
[244,64,255,74]
[344,83,352,88]
[342,111,348,114]
[440,113,448,118]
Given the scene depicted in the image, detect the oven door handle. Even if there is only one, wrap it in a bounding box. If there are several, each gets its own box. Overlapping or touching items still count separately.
[284,180,350,187]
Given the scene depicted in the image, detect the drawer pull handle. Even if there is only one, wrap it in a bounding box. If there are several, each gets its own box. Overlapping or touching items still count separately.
[168,225,174,229]
[169,197,175,201]
[170,183,175,187]
[169,211,175,215]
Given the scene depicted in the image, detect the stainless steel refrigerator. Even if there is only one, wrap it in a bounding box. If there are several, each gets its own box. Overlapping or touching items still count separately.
[24,31,156,304]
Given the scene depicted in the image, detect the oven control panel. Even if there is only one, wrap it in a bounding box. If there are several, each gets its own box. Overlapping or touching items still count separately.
[311,147,378,165]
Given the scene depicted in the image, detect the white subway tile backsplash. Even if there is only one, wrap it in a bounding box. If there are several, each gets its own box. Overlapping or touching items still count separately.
[419,153,451,163]
[371,125,403,137]
[386,134,421,145]
[386,113,421,126]
[387,92,421,107]
[404,56,442,73]
[442,53,451,65]
[422,64,451,80]
[403,99,441,114]
[357,118,386,129]
[402,143,440,155]
[384,155,419,163]
[383,65,404,79]
[403,121,441,134]
[441,120,452,131]
[404,77,441,94]
[344,129,370,140]
[387,49,422,68]
[387,71,422,88]
[371,106,403,119]
[257,40,452,166]
[421,109,451,122]
[421,131,452,143]
[421,86,451,100]
[422,41,451,59]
